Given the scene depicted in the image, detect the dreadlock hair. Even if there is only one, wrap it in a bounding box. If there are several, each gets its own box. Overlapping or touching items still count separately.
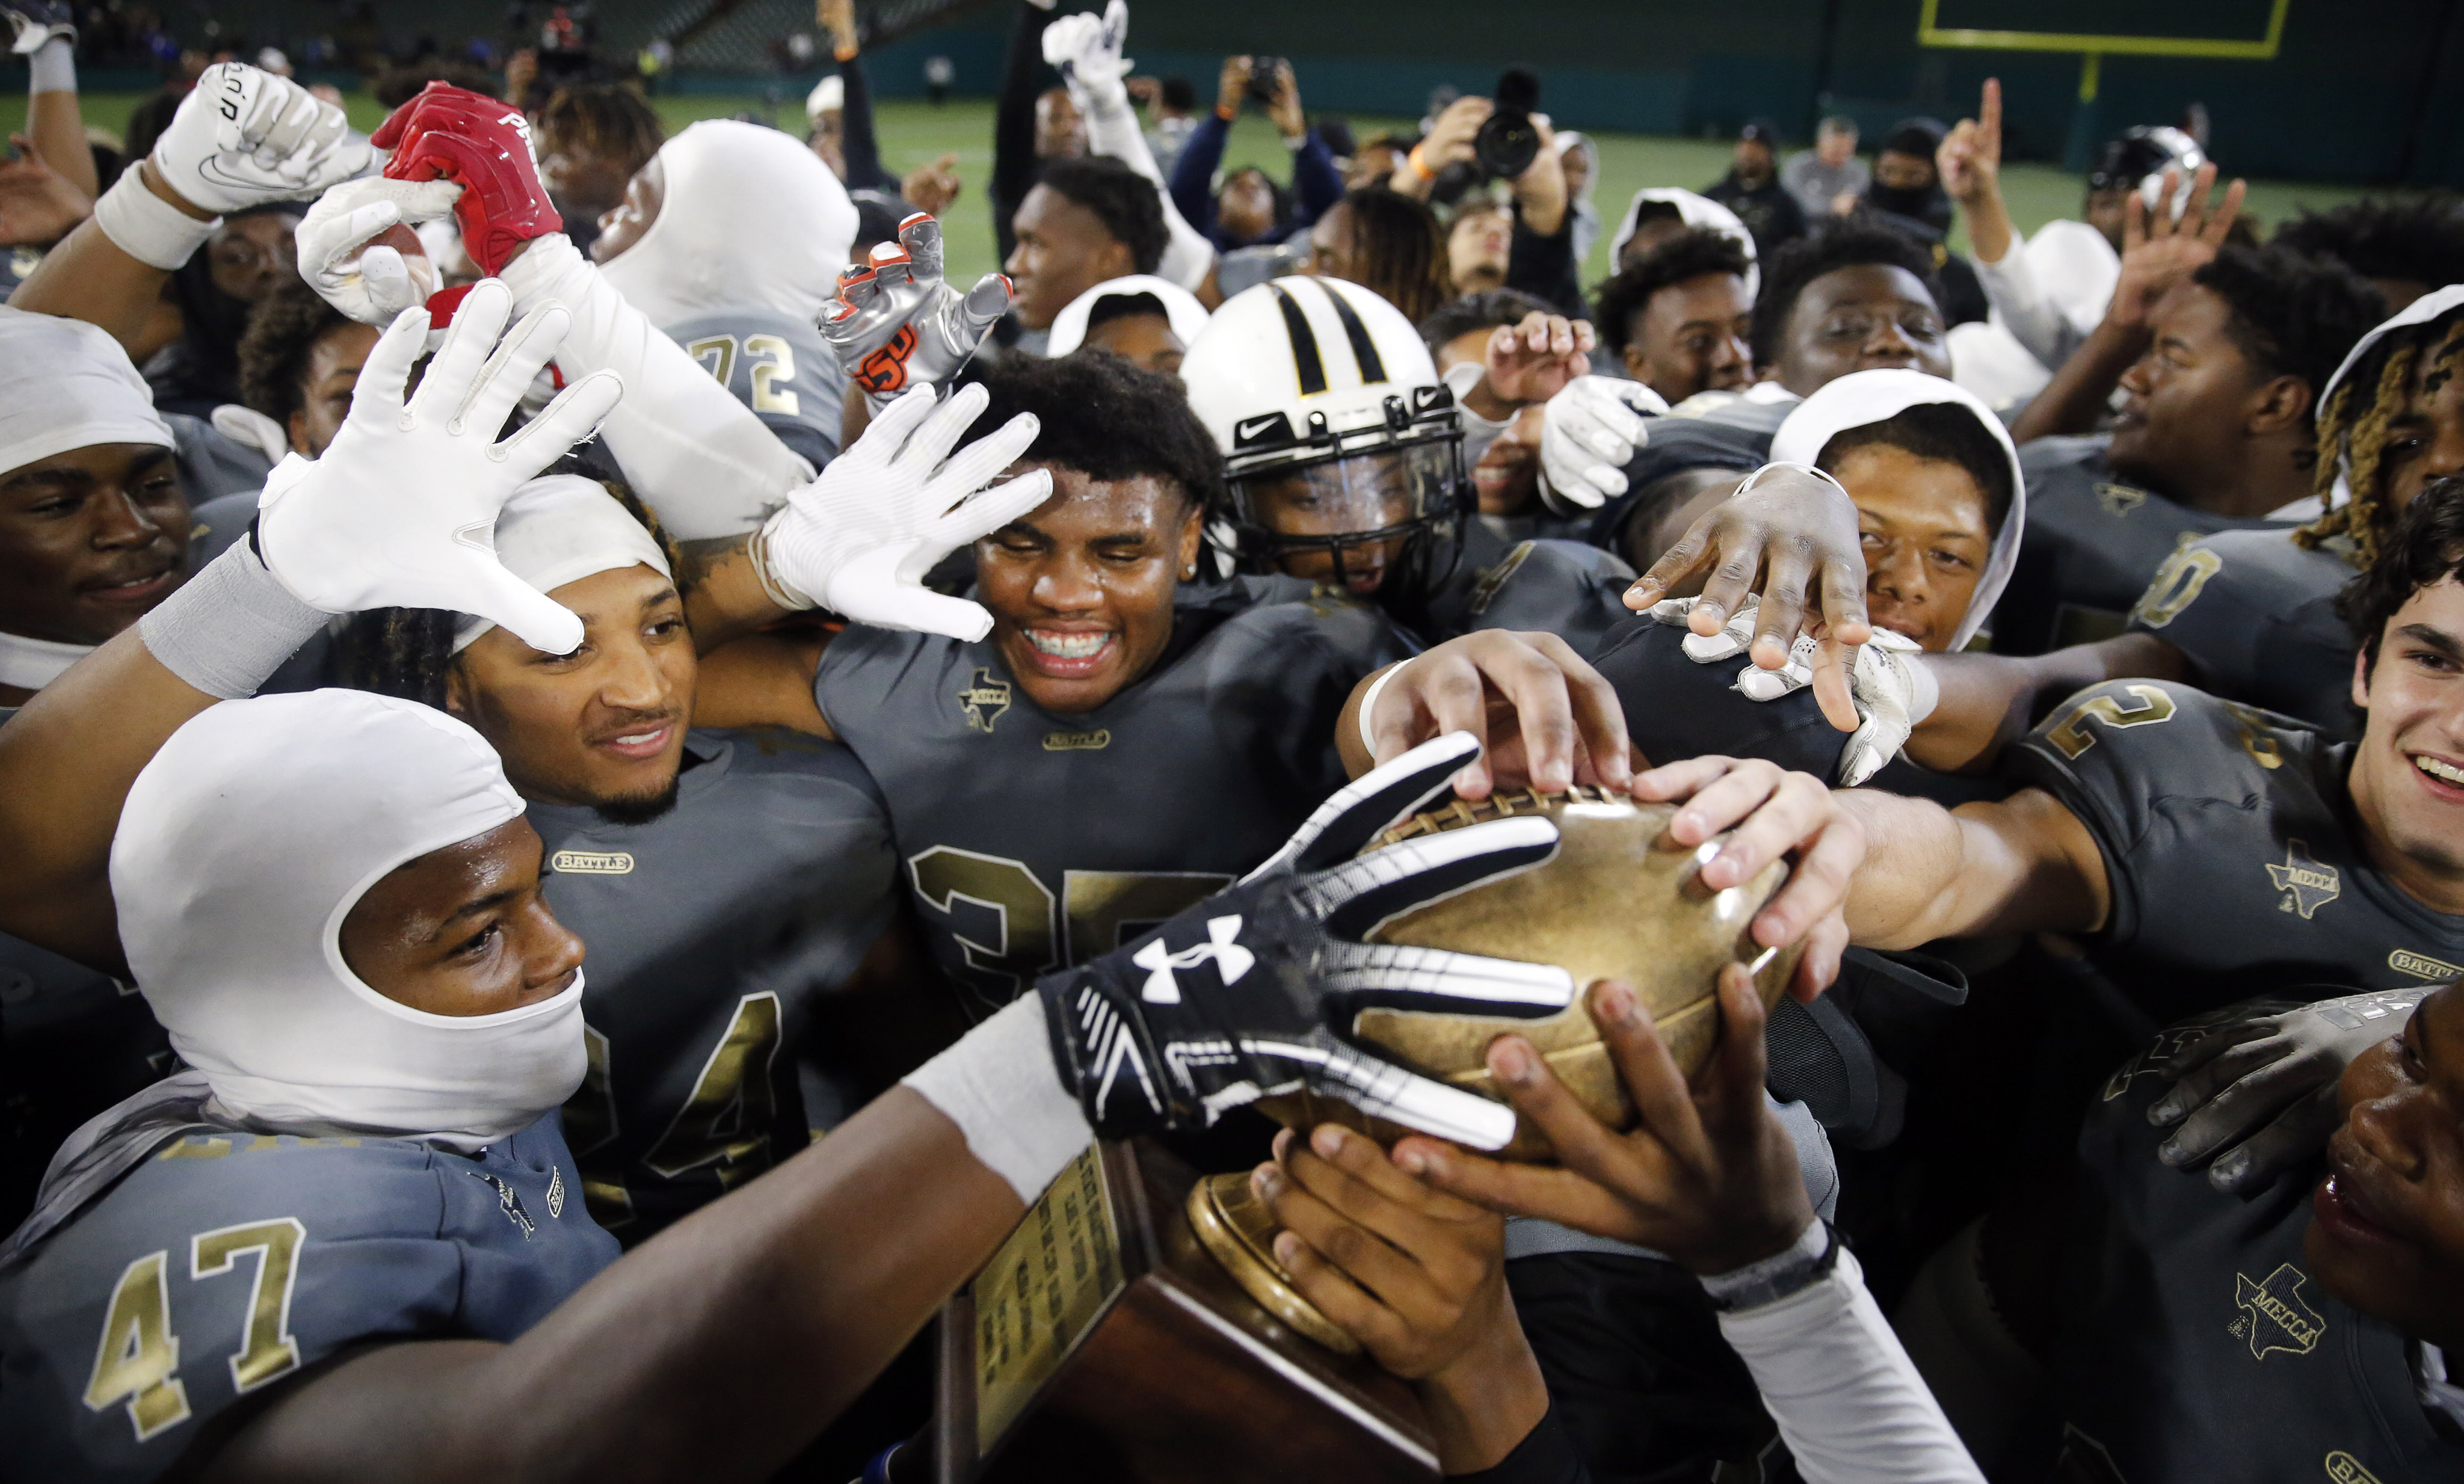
[337,472,680,710]
[237,275,357,431]
[1591,227,1754,357]
[535,84,667,185]
[2336,473,2464,671]
[2296,302,2464,573]
[1749,220,1942,367]
[1326,187,1450,326]
[2272,194,2464,301]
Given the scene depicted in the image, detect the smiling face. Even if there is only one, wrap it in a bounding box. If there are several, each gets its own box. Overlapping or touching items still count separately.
[446,564,695,821]
[1830,443,1992,651]
[2306,984,2464,1350]
[1005,185,1133,331]
[2108,282,2276,500]
[0,442,188,651]
[977,464,1202,714]
[1772,264,1951,397]
[2347,577,2464,917]
[1625,271,1754,404]
[337,817,586,1018]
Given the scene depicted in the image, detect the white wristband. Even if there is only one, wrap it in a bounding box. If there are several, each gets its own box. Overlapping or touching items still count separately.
[1356,660,1408,759]
[901,996,1095,1205]
[93,167,218,271]
[29,35,75,94]
[137,539,331,700]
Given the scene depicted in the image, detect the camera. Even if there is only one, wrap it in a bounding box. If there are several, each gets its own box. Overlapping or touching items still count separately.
[1473,67,1542,179]
[1246,57,1284,106]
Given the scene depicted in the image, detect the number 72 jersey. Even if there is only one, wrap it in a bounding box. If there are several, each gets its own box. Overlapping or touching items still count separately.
[667,307,848,472]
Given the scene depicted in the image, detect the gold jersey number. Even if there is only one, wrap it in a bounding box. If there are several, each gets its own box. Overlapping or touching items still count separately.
[686,333,801,416]
[85,1218,306,1442]
[907,849,1231,997]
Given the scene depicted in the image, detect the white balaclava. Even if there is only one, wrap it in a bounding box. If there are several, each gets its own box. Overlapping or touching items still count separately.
[451,474,672,652]
[110,690,587,1147]
[1607,188,1760,298]
[1043,274,1214,359]
[0,307,181,691]
[1770,368,2027,653]
[596,118,859,328]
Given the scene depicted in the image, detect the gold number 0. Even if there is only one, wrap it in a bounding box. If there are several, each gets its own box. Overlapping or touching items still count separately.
[1062,870,1230,961]
[85,1219,306,1442]
[2130,543,2223,629]
[2046,685,2178,760]
[744,334,801,416]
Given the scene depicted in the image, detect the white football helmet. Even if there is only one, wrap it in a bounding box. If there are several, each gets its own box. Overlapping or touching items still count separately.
[1178,276,1470,606]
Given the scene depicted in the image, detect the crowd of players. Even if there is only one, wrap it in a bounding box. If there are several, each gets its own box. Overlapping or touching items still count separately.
[1,3,2463,1480]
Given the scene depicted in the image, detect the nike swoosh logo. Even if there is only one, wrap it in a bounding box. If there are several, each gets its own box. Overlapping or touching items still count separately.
[1236,415,1282,439]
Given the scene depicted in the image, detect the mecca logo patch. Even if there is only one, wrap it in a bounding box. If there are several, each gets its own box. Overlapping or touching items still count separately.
[2094,481,2148,517]
[2230,1263,2324,1360]
[551,849,634,875]
[958,667,1012,734]
[2265,841,2341,919]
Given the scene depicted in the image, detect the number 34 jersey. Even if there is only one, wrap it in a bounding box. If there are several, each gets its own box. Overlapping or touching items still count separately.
[2008,680,2464,1020]
[0,1114,616,1483]
[815,582,1411,1011]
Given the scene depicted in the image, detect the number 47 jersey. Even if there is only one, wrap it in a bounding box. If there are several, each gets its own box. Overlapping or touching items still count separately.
[666,307,848,472]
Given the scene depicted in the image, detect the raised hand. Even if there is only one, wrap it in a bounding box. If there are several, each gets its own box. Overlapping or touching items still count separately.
[901,152,963,217]
[1479,310,1595,410]
[2107,162,2246,332]
[0,133,91,247]
[372,81,561,276]
[253,280,625,654]
[1535,375,1668,510]
[819,212,1013,413]
[147,62,368,217]
[1935,78,2001,209]
[1039,733,1576,1150]
[1044,0,1132,90]
[1353,630,1637,798]
[294,174,460,324]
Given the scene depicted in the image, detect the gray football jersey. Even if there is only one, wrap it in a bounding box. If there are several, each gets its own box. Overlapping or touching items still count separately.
[0,1113,615,1483]
[2042,1025,2458,1482]
[814,581,1410,1012]
[1421,538,1638,654]
[663,307,846,473]
[1995,436,2290,654]
[530,729,896,1242]
[2127,526,2358,736]
[2009,680,2464,1020]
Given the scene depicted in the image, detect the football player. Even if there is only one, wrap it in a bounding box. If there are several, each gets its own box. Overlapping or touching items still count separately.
[1419,288,1610,564]
[1004,155,1173,354]
[1041,272,1212,375]
[1589,227,1757,408]
[1994,241,2384,653]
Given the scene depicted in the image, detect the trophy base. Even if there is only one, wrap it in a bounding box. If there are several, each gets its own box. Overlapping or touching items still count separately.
[1184,1171,1361,1355]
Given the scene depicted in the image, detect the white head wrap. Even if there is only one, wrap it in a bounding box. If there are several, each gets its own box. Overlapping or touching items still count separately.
[596,119,859,328]
[0,306,176,481]
[110,691,586,1147]
[1770,368,2025,652]
[452,474,673,651]
[806,74,845,123]
[2302,283,2464,516]
[1044,274,1213,359]
[1606,188,1760,298]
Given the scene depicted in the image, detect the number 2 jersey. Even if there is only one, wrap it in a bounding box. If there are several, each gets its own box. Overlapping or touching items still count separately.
[2008,680,2464,1020]
[813,580,1410,1010]
[0,1108,615,1483]
[663,307,846,472]
[530,727,896,1243]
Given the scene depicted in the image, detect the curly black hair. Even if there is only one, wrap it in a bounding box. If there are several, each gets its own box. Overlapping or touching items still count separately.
[1816,402,2016,537]
[1749,220,1943,366]
[237,276,358,430]
[1035,156,1170,276]
[1592,227,1754,357]
[2338,473,2464,670]
[2273,194,2464,300]
[2191,244,2385,411]
[1415,288,1558,356]
[535,84,666,179]
[962,351,1222,511]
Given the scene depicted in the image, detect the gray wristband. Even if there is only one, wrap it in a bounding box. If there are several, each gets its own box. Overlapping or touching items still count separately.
[137,538,330,700]
[1699,1219,1838,1313]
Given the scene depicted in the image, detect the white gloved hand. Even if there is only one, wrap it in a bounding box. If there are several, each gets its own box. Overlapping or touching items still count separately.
[1538,375,1666,511]
[1042,0,1133,91]
[254,280,624,655]
[757,383,1054,640]
[149,62,370,215]
[208,404,289,465]
[296,175,461,325]
[1651,597,1936,786]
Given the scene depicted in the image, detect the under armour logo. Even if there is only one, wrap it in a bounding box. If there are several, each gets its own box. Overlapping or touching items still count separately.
[1133,916,1252,1004]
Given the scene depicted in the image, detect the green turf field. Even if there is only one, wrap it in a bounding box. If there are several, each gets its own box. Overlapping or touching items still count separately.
[8,91,2393,292]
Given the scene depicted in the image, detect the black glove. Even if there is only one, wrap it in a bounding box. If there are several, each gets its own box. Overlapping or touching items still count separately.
[2148,985,2427,1193]
[1039,733,1575,1151]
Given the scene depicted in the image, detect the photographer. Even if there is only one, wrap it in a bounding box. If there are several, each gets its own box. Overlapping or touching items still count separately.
[1166,55,1343,252]
[1392,75,1582,316]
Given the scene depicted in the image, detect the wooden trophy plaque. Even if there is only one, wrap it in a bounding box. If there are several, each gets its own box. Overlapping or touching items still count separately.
[932,1139,1438,1484]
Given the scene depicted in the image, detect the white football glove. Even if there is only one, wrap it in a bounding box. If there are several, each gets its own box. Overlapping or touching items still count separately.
[254,280,624,656]
[1651,596,1936,787]
[295,175,461,325]
[756,383,1053,641]
[149,63,369,216]
[1041,0,1133,90]
[1538,375,1666,511]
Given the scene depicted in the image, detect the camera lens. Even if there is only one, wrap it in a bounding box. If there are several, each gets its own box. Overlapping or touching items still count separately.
[1474,111,1539,179]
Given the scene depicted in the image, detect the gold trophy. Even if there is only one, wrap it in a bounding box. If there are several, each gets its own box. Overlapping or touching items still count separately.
[939,786,1800,1481]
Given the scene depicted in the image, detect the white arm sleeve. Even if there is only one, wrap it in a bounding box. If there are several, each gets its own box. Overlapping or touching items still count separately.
[1717,1248,1985,1484]
[497,234,815,540]
[1073,74,1215,293]
[1970,236,2072,373]
[902,994,1095,1204]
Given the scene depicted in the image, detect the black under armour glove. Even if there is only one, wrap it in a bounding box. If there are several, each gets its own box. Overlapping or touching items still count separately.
[1038,733,1576,1151]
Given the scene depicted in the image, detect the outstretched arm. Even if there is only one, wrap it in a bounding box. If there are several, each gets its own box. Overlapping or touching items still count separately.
[1903,632,2185,774]
[1832,786,2107,949]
